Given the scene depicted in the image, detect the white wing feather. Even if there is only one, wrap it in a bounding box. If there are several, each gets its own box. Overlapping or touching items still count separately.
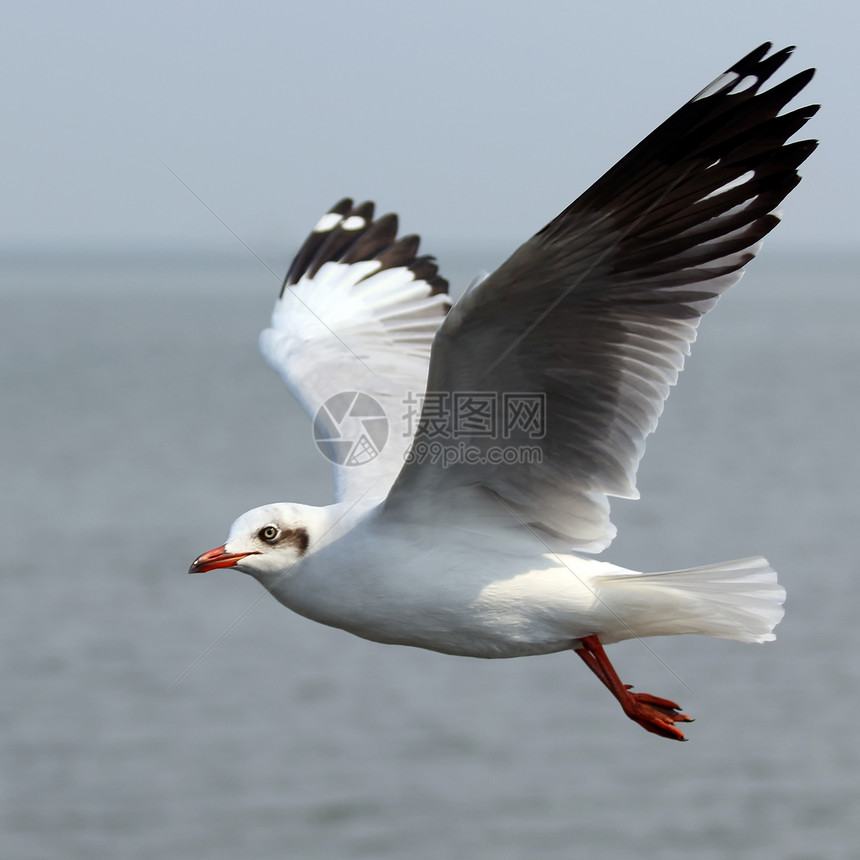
[260,201,450,506]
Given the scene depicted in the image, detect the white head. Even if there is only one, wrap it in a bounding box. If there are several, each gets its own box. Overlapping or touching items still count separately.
[189,503,327,582]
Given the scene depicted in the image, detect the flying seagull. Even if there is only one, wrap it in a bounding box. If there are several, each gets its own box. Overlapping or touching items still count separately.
[190,43,817,740]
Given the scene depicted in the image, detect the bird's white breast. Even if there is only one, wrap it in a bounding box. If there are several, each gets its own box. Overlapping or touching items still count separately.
[261,513,622,658]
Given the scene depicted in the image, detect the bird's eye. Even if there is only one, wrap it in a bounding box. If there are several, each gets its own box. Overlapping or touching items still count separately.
[259,525,280,543]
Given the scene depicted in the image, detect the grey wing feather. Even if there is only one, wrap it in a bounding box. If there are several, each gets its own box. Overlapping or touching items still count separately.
[384,43,818,551]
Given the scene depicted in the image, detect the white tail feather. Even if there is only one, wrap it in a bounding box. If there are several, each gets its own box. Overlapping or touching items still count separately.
[599,557,785,644]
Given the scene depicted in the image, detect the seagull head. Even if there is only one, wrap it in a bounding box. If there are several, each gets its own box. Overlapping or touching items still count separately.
[189,503,319,580]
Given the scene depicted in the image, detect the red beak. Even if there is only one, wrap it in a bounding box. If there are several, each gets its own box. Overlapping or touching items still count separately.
[188,545,259,574]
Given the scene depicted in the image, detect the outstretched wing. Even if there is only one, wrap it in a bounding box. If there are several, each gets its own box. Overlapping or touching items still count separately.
[385,43,818,552]
[260,199,450,506]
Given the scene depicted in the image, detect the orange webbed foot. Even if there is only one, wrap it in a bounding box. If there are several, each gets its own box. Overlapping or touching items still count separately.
[621,690,693,741]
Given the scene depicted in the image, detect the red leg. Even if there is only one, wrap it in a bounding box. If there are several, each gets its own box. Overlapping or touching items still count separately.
[574,634,693,741]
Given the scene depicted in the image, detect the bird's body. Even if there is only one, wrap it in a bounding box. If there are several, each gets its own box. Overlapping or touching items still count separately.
[191,43,817,740]
[232,502,781,660]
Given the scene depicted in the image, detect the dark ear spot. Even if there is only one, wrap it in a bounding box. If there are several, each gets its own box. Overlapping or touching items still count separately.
[287,527,310,557]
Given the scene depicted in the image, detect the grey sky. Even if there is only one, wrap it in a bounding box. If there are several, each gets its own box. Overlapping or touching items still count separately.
[2,1,856,258]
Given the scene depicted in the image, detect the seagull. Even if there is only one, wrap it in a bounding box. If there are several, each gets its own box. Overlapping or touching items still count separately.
[190,43,817,740]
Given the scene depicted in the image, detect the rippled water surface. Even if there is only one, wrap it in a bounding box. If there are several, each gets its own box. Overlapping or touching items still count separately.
[2,252,858,858]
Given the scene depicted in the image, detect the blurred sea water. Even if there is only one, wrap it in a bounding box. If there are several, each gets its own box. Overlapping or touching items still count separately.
[2,249,858,859]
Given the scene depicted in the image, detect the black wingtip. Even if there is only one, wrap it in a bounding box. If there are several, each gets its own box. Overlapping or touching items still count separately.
[733,42,774,72]
[689,44,813,109]
[281,201,450,298]
[332,197,353,213]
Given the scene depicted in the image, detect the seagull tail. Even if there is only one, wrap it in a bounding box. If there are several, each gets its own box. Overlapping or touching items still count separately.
[599,557,785,644]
